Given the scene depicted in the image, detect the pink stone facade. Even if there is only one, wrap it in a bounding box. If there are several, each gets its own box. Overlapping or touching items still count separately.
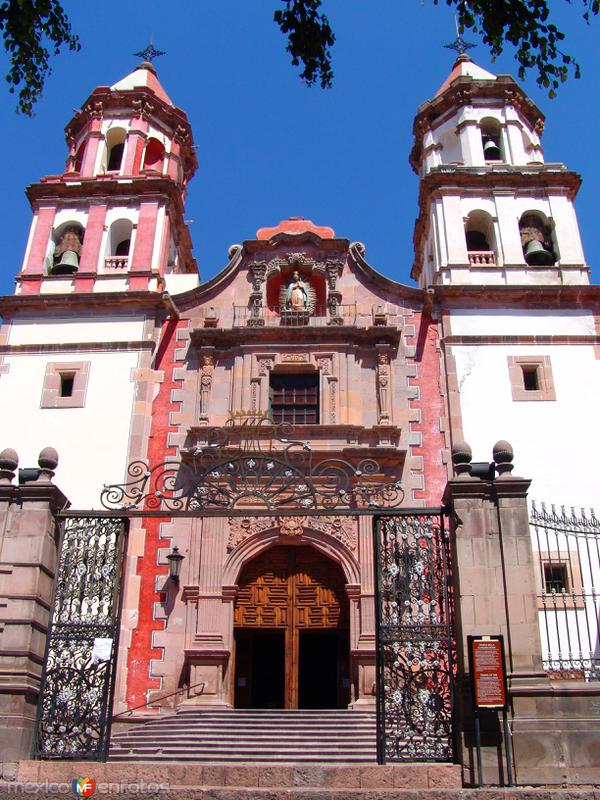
[119,221,450,712]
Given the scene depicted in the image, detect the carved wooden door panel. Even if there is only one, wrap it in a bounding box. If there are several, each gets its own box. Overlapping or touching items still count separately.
[234,545,348,708]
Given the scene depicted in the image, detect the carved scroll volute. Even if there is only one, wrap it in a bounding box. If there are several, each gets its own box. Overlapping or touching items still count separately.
[199,348,215,423]
[376,345,391,425]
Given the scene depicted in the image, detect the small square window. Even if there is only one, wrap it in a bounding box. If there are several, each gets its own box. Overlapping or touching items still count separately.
[41,362,90,408]
[507,356,555,401]
[522,366,539,392]
[544,563,569,593]
[60,373,76,398]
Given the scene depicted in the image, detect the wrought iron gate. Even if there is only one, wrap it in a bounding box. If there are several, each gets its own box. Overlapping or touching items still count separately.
[375,512,454,762]
[33,516,127,760]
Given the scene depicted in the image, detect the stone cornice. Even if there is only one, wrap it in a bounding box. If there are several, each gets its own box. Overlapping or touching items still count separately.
[433,283,600,309]
[0,290,164,315]
[417,164,581,198]
[27,174,186,208]
[189,323,402,348]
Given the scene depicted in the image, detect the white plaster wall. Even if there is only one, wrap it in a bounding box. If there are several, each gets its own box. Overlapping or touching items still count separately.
[8,315,146,345]
[453,342,600,507]
[451,309,595,337]
[165,274,200,294]
[0,350,140,508]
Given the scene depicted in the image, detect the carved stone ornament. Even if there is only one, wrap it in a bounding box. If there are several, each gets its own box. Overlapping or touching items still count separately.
[376,350,391,424]
[226,515,357,553]
[132,97,155,120]
[282,353,309,363]
[316,357,332,375]
[199,352,215,420]
[227,517,273,551]
[257,357,274,377]
[279,516,306,537]
[249,260,267,292]
[83,100,103,119]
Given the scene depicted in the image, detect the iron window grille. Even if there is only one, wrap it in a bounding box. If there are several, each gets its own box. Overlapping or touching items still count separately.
[269,373,319,425]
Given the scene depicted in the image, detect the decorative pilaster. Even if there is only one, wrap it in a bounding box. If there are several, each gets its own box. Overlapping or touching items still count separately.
[375,344,392,424]
[248,260,267,326]
[198,348,215,423]
[325,258,344,324]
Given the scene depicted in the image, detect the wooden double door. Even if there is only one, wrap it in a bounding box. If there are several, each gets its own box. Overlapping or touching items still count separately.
[233,545,350,709]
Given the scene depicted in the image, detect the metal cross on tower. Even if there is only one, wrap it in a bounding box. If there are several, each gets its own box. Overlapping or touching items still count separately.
[133,42,166,63]
[444,17,477,56]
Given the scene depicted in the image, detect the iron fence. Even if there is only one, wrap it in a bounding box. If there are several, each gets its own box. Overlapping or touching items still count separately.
[530,502,600,680]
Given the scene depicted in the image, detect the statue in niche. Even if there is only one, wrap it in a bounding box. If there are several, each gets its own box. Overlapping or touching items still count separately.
[279,270,316,315]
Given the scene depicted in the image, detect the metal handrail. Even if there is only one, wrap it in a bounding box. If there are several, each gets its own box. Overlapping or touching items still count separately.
[112,680,206,718]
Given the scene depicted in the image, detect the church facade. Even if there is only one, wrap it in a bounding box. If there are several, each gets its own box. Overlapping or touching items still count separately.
[0,53,599,787]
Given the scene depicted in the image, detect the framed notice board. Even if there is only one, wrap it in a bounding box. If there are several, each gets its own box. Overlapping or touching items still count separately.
[467,635,508,711]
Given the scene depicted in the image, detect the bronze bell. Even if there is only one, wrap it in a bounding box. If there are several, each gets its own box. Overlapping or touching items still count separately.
[51,250,79,275]
[524,239,555,266]
[483,138,501,161]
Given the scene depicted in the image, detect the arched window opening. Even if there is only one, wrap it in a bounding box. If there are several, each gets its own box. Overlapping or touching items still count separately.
[104,127,127,173]
[49,223,84,275]
[465,211,496,266]
[105,219,133,270]
[519,213,556,266]
[142,137,165,172]
[115,239,130,256]
[481,117,503,162]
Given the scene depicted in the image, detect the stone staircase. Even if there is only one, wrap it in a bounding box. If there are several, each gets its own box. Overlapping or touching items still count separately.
[109,708,378,763]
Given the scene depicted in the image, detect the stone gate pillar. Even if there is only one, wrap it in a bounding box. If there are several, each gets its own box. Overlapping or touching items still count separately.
[443,440,600,786]
[0,448,68,767]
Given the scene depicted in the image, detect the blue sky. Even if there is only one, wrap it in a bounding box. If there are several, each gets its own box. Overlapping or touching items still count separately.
[0,1,597,294]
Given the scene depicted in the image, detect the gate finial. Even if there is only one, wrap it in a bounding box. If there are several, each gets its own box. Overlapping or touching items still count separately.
[451,440,473,478]
[493,440,514,478]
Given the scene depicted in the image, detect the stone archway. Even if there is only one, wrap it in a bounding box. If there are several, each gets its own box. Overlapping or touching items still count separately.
[232,543,350,709]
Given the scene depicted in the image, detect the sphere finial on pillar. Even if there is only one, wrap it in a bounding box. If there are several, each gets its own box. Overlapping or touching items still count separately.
[451,440,473,478]
[0,448,18,484]
[38,446,59,483]
[493,440,514,478]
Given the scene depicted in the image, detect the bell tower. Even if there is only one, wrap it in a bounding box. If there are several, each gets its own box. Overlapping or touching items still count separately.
[410,53,589,287]
[16,57,199,295]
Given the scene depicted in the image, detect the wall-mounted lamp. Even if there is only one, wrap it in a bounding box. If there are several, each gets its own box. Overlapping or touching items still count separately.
[166,545,184,583]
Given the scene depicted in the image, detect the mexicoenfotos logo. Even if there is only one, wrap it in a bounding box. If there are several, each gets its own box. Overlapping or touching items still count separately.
[72,777,96,798]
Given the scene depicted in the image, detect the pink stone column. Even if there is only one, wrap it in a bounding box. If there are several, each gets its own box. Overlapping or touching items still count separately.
[157,211,171,272]
[78,201,107,274]
[166,140,182,181]
[24,207,56,274]
[81,120,104,177]
[131,200,159,271]
[123,118,148,175]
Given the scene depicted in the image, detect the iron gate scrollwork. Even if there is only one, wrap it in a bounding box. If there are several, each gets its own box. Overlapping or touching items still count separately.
[375,513,454,762]
[33,516,126,760]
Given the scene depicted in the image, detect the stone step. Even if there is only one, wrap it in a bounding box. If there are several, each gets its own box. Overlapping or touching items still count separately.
[16,760,462,789]
[109,708,378,763]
